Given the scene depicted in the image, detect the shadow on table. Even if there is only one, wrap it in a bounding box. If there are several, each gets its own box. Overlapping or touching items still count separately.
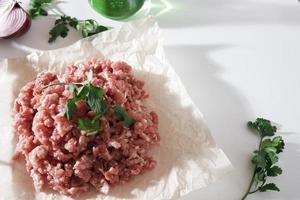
[146,0,300,28]
[0,40,30,59]
[164,44,259,199]
[0,160,11,166]
[166,45,300,200]
[164,44,255,157]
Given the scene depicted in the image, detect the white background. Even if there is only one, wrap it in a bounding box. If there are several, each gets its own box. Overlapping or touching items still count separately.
[0,0,300,200]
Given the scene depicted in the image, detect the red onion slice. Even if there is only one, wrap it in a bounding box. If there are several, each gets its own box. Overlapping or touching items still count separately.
[0,2,31,39]
[0,0,15,15]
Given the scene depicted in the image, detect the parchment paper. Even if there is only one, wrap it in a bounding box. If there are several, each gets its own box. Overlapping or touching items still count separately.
[0,17,232,200]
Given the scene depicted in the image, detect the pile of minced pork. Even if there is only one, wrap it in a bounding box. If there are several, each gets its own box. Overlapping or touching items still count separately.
[13,59,160,196]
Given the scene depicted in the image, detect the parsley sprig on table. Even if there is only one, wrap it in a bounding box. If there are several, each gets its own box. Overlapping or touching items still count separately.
[29,0,108,43]
[28,0,52,18]
[241,118,285,200]
[44,71,134,135]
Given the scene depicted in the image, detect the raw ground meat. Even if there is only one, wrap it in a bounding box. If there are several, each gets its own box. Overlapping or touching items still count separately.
[13,59,160,196]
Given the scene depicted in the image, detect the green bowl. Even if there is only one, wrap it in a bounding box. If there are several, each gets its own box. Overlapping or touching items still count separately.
[90,0,146,20]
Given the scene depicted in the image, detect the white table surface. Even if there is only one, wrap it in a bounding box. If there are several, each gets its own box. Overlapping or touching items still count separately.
[1,0,300,200]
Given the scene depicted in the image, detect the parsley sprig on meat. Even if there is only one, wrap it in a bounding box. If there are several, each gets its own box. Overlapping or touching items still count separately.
[64,81,108,119]
[29,0,108,43]
[114,105,134,128]
[241,118,285,200]
[78,114,102,136]
[44,71,134,135]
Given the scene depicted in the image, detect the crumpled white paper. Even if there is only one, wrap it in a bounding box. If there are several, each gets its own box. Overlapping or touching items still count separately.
[0,17,232,200]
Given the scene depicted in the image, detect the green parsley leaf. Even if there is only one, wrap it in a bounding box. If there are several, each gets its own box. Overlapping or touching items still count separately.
[91,114,101,124]
[259,183,280,192]
[68,17,78,28]
[69,84,78,95]
[39,8,48,16]
[267,166,282,177]
[76,19,108,38]
[87,85,107,115]
[48,18,69,43]
[77,85,90,100]
[113,105,134,128]
[29,8,39,18]
[252,150,267,169]
[262,136,284,154]
[265,150,279,165]
[272,136,285,153]
[248,118,277,138]
[64,98,77,120]
[256,171,267,182]
[78,118,93,130]
[29,0,52,19]
[78,114,102,135]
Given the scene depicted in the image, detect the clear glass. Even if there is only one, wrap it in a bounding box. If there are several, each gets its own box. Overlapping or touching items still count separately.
[89,0,146,20]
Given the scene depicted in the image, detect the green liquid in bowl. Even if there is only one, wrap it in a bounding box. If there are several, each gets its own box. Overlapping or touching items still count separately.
[90,0,146,20]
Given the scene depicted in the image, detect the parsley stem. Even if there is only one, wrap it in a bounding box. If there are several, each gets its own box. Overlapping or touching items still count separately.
[49,8,63,16]
[258,136,263,150]
[42,82,82,89]
[241,166,257,200]
[48,14,62,17]
[241,136,264,200]
[249,188,260,194]
[44,4,65,16]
